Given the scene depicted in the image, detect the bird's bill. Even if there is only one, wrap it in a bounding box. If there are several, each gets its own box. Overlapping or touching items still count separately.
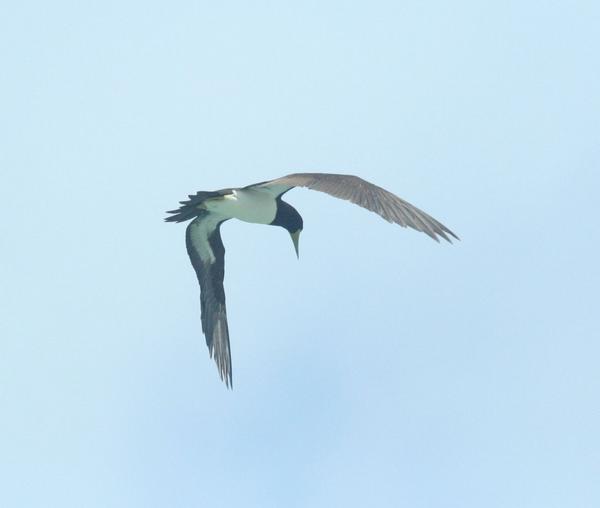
[290,230,301,258]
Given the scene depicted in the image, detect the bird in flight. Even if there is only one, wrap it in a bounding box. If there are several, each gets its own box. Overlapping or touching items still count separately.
[165,173,458,387]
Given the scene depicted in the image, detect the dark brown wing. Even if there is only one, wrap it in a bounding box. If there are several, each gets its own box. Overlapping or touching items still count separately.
[186,212,233,387]
[254,173,458,242]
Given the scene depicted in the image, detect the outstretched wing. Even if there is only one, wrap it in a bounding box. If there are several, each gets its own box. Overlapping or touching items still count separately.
[253,173,458,242]
[185,212,232,387]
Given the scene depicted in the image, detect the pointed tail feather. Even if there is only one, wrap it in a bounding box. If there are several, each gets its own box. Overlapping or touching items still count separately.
[164,190,223,223]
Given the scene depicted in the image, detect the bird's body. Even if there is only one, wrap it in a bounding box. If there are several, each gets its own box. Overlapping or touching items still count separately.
[166,173,458,387]
[203,187,279,225]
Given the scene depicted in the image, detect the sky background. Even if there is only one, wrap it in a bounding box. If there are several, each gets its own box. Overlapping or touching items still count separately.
[1,1,599,507]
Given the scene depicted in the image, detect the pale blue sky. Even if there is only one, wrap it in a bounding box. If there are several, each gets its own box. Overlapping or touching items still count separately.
[1,1,599,507]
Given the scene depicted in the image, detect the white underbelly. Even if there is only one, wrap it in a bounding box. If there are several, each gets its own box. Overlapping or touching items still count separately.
[204,189,277,224]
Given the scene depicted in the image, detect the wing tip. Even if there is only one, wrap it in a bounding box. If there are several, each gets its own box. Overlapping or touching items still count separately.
[442,228,460,243]
[208,345,233,389]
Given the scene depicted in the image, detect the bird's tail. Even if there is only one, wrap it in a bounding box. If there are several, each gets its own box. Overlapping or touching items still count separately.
[164,191,222,223]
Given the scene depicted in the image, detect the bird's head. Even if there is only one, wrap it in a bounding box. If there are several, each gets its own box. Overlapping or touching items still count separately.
[271,199,303,258]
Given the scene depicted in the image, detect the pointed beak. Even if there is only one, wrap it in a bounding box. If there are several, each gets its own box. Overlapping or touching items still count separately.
[290,230,301,259]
